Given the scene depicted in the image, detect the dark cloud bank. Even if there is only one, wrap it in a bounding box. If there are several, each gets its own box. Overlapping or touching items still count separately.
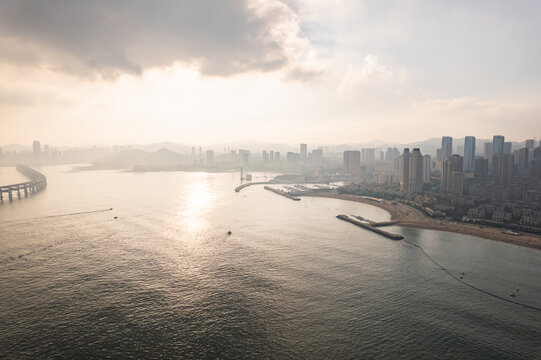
[0,0,297,78]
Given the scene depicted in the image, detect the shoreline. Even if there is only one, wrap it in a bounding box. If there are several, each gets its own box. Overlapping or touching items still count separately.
[302,192,541,251]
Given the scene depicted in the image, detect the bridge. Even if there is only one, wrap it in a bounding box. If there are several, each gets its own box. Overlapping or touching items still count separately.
[0,165,47,203]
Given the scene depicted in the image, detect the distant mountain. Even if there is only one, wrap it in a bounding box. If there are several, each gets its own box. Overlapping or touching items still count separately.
[128,141,192,154]
[92,148,183,169]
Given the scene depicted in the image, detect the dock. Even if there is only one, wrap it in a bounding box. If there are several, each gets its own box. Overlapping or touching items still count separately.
[264,186,301,201]
[337,214,403,240]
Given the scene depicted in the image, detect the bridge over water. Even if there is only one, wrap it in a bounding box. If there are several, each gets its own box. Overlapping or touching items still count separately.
[0,165,47,203]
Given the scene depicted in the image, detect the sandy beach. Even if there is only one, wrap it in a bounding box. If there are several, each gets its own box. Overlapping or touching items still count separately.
[303,192,541,251]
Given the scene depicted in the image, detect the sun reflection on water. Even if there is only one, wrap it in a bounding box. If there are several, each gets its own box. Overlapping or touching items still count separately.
[172,173,217,238]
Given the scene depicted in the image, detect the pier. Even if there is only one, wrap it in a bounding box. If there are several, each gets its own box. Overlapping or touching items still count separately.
[264,186,301,201]
[0,165,47,203]
[234,182,269,192]
[337,214,403,240]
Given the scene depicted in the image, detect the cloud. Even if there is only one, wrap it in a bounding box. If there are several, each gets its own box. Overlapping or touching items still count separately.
[337,54,407,94]
[0,0,313,79]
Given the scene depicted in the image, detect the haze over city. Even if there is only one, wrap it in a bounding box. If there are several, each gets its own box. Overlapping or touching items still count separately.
[1,0,541,146]
[1,1,541,359]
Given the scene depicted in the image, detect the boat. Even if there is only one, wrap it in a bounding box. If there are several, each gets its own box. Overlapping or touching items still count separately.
[510,293,516,297]
[227,231,232,235]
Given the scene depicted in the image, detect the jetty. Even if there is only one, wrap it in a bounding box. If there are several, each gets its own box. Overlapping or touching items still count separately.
[0,165,47,203]
[337,214,403,240]
[264,186,301,201]
[235,181,269,192]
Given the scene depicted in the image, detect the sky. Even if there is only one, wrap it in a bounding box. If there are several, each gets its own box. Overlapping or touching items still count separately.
[1,0,540,147]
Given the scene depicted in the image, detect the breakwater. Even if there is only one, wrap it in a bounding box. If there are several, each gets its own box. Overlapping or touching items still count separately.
[0,165,47,203]
[337,214,403,240]
[264,186,301,201]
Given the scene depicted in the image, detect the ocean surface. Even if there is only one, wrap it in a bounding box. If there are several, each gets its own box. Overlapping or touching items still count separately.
[1,166,540,359]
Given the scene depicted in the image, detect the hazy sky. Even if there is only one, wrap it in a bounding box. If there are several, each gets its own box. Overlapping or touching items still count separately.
[1,0,540,146]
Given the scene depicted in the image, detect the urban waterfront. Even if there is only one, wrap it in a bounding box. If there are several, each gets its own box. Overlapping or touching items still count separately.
[1,166,540,359]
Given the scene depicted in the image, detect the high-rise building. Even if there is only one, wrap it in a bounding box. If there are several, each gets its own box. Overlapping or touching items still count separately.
[311,149,323,164]
[379,151,384,161]
[503,142,512,154]
[343,151,361,176]
[361,148,375,164]
[517,148,529,178]
[530,159,541,178]
[408,148,423,194]
[274,152,281,162]
[385,147,399,161]
[441,155,463,194]
[492,135,505,155]
[32,141,41,158]
[239,149,250,163]
[262,150,269,163]
[484,142,493,165]
[287,152,300,167]
[206,150,214,164]
[474,157,488,178]
[532,146,541,160]
[422,155,431,183]
[492,154,514,183]
[300,144,307,159]
[269,150,274,162]
[525,139,535,149]
[441,136,452,160]
[398,148,410,192]
[463,136,475,172]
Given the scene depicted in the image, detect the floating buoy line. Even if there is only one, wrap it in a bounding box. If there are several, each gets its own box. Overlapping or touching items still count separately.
[402,239,541,313]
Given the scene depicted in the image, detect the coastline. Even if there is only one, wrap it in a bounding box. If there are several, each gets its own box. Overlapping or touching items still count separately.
[302,192,541,251]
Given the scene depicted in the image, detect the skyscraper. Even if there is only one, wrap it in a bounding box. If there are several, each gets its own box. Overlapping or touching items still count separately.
[484,142,492,162]
[206,150,214,164]
[300,144,307,159]
[525,139,535,149]
[464,136,475,172]
[422,155,431,183]
[442,155,463,194]
[474,157,489,178]
[503,142,512,154]
[343,151,361,176]
[361,148,375,164]
[517,148,529,178]
[398,148,410,192]
[408,148,423,194]
[441,136,452,160]
[492,154,514,183]
[532,146,541,160]
[32,141,41,159]
[492,135,504,155]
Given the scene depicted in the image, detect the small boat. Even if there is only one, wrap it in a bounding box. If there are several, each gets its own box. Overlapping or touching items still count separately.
[227,231,232,235]
[510,293,516,297]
